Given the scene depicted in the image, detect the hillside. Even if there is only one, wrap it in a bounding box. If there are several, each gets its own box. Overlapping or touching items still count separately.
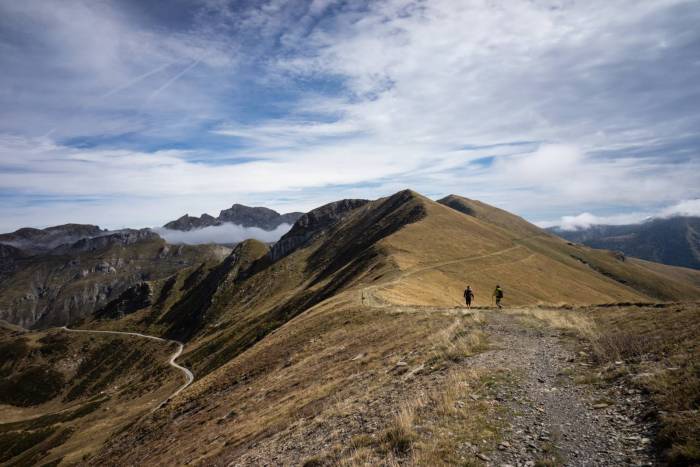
[0,322,184,466]
[549,216,700,270]
[0,228,230,329]
[64,190,700,465]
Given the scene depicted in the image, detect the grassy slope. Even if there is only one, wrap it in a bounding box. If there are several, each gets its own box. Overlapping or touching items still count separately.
[0,324,182,466]
[89,192,700,380]
[429,194,700,304]
[88,191,700,465]
[380,196,700,307]
[586,304,700,465]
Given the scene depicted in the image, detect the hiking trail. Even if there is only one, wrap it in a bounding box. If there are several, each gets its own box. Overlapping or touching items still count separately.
[358,247,656,466]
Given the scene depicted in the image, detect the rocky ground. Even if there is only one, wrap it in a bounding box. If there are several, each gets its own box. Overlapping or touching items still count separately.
[467,311,655,467]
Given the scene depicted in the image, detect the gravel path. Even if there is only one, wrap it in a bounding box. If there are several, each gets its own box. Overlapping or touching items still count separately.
[468,311,655,467]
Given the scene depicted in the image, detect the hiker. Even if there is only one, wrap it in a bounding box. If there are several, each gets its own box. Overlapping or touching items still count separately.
[463,285,474,308]
[492,285,504,309]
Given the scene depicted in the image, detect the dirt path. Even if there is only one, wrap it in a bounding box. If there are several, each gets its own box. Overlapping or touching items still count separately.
[361,245,527,308]
[464,311,655,466]
[60,326,194,409]
[359,248,657,466]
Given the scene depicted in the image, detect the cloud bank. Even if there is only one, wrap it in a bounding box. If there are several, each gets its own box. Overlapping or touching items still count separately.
[0,0,699,231]
[538,198,700,230]
[154,223,292,245]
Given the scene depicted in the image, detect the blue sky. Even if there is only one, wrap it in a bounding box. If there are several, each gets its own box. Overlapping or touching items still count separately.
[1,0,699,232]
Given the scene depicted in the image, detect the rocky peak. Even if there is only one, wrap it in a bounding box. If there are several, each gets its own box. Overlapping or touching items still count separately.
[218,204,287,230]
[269,199,369,261]
[0,224,106,254]
[163,203,304,232]
[163,214,222,231]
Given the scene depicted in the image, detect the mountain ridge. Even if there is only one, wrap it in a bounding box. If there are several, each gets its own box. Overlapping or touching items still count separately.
[549,216,700,269]
[163,203,304,231]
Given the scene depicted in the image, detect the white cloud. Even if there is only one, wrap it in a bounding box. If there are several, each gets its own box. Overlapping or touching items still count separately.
[0,135,424,197]
[659,199,700,218]
[499,144,583,182]
[537,212,653,231]
[154,223,292,245]
[212,119,363,148]
[537,198,700,230]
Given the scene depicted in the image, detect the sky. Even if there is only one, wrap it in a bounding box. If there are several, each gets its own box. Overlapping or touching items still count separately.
[1,0,699,232]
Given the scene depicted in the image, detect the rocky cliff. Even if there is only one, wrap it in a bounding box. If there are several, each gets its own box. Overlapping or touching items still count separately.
[0,227,230,329]
[269,199,369,261]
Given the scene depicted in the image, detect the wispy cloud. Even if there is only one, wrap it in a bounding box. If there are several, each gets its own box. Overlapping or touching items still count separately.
[0,0,699,231]
[146,58,202,103]
[100,62,174,99]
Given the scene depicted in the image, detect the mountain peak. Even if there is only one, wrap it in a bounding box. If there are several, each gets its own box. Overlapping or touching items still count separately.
[269,198,370,261]
[163,203,304,232]
[437,194,544,237]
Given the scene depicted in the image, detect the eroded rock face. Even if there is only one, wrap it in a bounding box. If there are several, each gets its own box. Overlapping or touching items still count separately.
[60,229,159,253]
[0,244,24,280]
[269,199,370,262]
[0,230,228,329]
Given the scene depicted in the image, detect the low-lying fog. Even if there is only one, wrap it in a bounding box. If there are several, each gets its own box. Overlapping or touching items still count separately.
[154,223,292,245]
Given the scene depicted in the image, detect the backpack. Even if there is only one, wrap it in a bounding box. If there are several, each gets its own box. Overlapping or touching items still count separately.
[496,288,503,299]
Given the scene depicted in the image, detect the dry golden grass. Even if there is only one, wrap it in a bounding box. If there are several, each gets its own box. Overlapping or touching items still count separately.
[327,366,504,466]
[378,195,700,307]
[429,318,488,364]
[381,402,419,456]
[0,329,181,466]
[507,308,599,340]
[584,304,700,465]
[407,368,506,466]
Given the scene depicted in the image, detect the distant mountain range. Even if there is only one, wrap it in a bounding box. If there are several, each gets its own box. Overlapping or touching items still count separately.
[163,204,304,231]
[549,216,700,270]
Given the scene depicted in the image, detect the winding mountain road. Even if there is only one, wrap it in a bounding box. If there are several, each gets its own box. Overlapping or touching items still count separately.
[60,326,194,408]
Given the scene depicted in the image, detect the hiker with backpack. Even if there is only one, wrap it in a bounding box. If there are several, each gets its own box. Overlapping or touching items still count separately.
[492,285,504,309]
[463,285,474,308]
